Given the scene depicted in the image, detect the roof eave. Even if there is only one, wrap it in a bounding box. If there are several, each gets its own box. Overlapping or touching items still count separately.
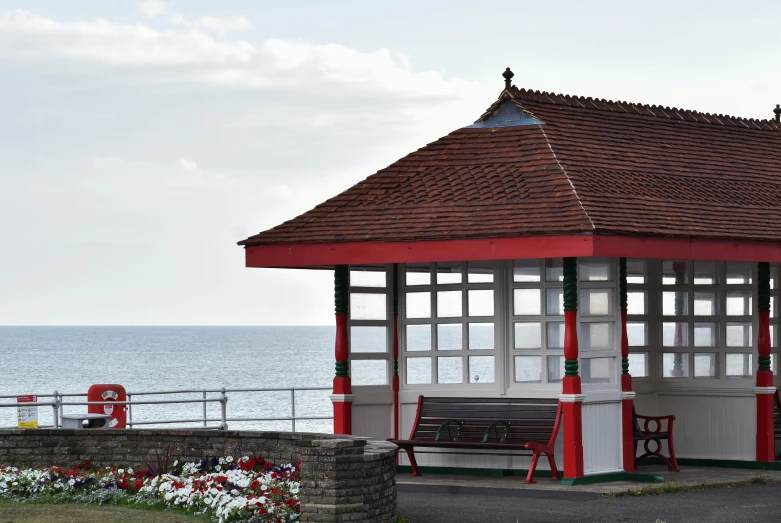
[243,233,781,269]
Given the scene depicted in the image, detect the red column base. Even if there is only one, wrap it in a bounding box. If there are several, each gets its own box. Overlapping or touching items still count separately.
[561,376,584,479]
[332,376,353,435]
[756,371,775,462]
[621,396,636,472]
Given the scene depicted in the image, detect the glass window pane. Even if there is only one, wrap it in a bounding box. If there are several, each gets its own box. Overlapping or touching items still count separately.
[468,289,494,317]
[693,261,716,285]
[514,322,542,349]
[580,258,611,281]
[726,291,752,316]
[693,353,717,378]
[514,288,541,316]
[406,357,431,384]
[626,259,646,284]
[436,262,462,284]
[514,356,542,383]
[468,323,494,350]
[467,261,493,283]
[663,291,689,316]
[437,324,462,351]
[771,353,776,372]
[405,292,431,319]
[546,355,565,383]
[406,264,430,286]
[628,353,648,377]
[350,293,386,320]
[350,269,386,287]
[627,291,646,315]
[547,322,565,349]
[437,290,462,318]
[726,353,753,377]
[772,296,776,318]
[581,322,613,351]
[406,325,431,351]
[627,322,647,347]
[469,356,494,383]
[437,357,463,384]
[662,261,688,285]
[350,326,386,353]
[771,267,777,290]
[772,325,777,348]
[582,358,613,384]
[726,263,752,284]
[545,259,564,282]
[546,288,565,315]
[693,292,717,316]
[351,360,388,385]
[581,289,611,316]
[693,322,717,347]
[662,322,689,347]
[514,260,541,282]
[726,322,752,347]
[662,352,690,377]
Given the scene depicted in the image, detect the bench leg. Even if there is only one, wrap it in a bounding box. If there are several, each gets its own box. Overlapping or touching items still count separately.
[667,437,680,472]
[525,452,541,484]
[546,453,560,481]
[404,448,422,477]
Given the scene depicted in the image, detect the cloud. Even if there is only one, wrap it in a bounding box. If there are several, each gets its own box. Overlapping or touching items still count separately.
[138,0,170,19]
[178,158,199,171]
[0,9,478,100]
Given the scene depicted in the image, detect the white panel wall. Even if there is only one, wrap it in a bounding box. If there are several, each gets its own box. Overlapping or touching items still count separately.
[582,401,623,474]
[352,404,392,441]
[656,393,755,460]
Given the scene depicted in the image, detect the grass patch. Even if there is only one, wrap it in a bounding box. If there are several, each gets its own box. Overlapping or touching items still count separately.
[0,501,208,522]
[604,475,781,498]
[395,516,411,523]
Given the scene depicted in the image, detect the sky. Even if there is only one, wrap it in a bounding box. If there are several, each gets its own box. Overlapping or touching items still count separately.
[1,0,781,326]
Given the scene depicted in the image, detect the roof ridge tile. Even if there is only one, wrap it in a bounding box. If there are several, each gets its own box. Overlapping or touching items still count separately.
[514,86,777,131]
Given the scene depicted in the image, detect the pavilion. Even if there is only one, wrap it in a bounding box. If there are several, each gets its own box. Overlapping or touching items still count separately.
[239,68,781,482]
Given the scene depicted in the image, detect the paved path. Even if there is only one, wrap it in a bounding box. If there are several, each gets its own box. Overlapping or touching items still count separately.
[398,483,781,522]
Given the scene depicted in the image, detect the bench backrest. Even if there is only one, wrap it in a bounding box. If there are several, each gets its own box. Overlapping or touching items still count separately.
[408,396,561,446]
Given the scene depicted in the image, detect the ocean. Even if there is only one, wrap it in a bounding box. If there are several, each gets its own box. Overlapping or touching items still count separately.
[0,327,339,432]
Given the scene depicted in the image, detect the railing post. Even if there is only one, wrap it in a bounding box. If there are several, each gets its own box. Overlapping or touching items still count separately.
[291,389,296,433]
[220,387,228,430]
[127,393,133,428]
[52,390,60,429]
[203,390,207,427]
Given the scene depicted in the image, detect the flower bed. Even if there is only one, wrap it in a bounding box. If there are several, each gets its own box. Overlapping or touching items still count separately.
[0,456,300,523]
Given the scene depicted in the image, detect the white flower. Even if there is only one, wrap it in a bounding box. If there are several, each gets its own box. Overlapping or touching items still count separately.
[226,456,234,463]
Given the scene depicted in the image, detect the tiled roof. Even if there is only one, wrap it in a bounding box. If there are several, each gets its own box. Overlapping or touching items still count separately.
[240,81,781,247]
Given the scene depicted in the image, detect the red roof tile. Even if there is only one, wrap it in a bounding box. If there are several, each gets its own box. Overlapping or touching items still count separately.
[240,83,781,247]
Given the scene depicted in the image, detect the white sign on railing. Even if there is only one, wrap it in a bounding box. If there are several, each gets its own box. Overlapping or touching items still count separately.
[17,395,38,429]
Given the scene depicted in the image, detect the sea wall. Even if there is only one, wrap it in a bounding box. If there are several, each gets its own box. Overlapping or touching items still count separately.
[0,429,397,523]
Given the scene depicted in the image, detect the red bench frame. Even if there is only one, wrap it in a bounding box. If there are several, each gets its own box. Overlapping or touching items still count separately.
[633,405,679,471]
[389,396,562,484]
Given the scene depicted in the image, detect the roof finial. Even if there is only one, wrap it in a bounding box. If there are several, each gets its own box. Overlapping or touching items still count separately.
[502,67,514,90]
[774,104,781,123]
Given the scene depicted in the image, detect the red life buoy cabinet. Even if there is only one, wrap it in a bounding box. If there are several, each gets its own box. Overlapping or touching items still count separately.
[87,384,127,428]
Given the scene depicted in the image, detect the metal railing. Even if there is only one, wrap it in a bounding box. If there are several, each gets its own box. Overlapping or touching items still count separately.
[0,386,332,431]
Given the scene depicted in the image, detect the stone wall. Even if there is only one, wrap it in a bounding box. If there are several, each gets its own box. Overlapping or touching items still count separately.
[0,429,397,523]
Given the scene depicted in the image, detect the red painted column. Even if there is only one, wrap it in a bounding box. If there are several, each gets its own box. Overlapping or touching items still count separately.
[619,257,635,472]
[562,257,584,479]
[332,265,353,435]
[392,264,400,443]
[756,262,775,461]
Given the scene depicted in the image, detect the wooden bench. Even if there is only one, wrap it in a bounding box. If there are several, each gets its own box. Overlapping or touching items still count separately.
[633,405,680,471]
[388,396,562,484]
[773,390,781,460]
